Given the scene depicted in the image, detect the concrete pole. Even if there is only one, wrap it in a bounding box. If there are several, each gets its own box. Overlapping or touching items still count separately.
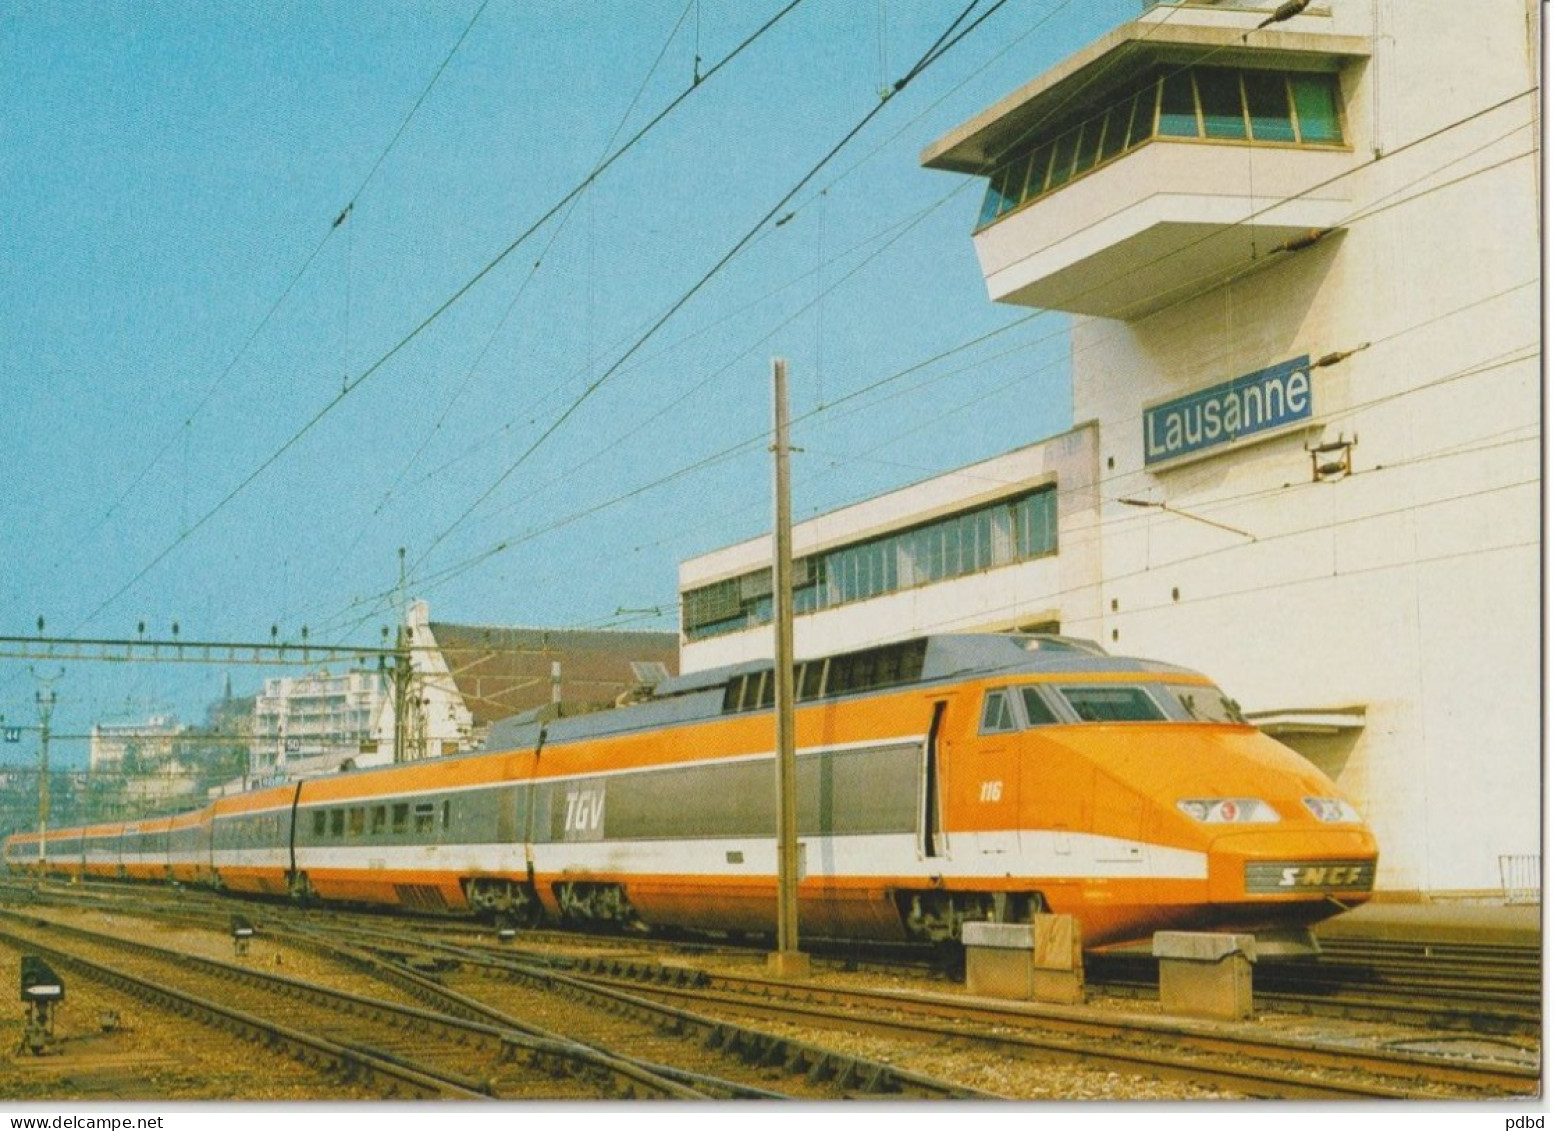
[35,688,56,867]
[393,547,410,764]
[769,358,808,977]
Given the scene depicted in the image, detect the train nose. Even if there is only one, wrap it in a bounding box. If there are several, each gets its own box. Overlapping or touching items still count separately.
[1205,827,1378,903]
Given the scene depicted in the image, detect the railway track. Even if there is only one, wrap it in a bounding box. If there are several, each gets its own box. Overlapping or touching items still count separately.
[556,957,1540,1100]
[305,917,1537,1101]
[273,917,999,1100]
[3,882,1540,1100]
[0,908,743,1100]
[0,901,992,1101]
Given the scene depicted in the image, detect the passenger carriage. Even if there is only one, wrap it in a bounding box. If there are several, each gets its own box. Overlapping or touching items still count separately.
[1,635,1376,953]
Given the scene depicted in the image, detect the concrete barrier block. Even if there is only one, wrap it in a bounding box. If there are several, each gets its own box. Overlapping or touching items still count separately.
[1152,931,1257,963]
[966,944,1033,999]
[963,922,1035,949]
[1153,932,1255,1020]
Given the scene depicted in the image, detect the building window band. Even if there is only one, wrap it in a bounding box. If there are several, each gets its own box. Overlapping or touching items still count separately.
[683,486,1058,641]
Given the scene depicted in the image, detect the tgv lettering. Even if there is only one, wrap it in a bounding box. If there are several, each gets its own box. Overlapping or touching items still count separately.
[564,789,605,833]
[1144,357,1311,465]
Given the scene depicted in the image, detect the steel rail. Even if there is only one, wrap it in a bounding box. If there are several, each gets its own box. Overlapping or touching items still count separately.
[260,910,1539,1099]
[0,924,487,1099]
[1089,951,1541,1038]
[276,920,792,1101]
[562,961,1541,1100]
[0,908,709,1100]
[297,922,1001,1100]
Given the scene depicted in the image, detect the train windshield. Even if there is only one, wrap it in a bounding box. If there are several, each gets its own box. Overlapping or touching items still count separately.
[1035,682,1248,724]
[1164,684,1247,724]
[1059,686,1166,722]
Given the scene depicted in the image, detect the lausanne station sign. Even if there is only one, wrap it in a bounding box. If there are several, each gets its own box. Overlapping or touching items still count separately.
[1144,355,1312,466]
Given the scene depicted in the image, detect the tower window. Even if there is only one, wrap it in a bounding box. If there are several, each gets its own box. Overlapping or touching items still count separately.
[977,65,1345,230]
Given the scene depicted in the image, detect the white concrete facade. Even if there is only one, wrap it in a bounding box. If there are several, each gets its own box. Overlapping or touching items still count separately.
[89,715,199,804]
[1051,0,1541,900]
[88,714,182,773]
[250,667,390,780]
[678,1,1541,901]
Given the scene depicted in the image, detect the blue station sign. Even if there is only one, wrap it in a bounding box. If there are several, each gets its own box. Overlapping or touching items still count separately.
[1143,355,1313,466]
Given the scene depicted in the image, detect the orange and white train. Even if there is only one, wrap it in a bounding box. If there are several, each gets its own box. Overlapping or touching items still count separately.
[2,634,1378,951]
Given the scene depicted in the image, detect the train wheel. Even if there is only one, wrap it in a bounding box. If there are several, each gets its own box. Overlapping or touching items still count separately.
[933,940,967,981]
[287,871,314,906]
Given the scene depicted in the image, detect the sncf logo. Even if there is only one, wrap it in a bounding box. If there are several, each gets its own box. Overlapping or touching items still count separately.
[1245,859,1374,895]
[1279,864,1367,888]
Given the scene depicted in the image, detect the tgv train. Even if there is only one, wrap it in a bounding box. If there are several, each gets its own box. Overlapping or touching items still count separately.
[3,634,1377,951]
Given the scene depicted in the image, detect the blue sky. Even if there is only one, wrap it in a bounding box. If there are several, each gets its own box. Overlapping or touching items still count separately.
[1,0,1140,762]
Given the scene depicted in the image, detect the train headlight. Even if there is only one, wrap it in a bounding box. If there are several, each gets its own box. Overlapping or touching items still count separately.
[1302,797,1361,823]
[1176,798,1280,824]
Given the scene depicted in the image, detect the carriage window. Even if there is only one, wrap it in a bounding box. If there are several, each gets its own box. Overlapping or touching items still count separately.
[1061,686,1166,722]
[980,690,1017,734]
[312,811,326,837]
[1168,685,1247,724]
[414,803,436,834]
[330,809,345,837]
[392,803,409,834]
[1020,686,1060,726]
[347,807,365,837]
[798,660,825,700]
[370,806,387,834]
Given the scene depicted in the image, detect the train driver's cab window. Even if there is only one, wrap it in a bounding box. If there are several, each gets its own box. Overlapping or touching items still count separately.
[980,689,1017,734]
[1061,686,1166,722]
[1019,686,1060,726]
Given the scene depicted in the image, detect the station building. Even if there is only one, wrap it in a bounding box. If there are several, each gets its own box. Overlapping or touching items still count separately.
[678,0,1541,902]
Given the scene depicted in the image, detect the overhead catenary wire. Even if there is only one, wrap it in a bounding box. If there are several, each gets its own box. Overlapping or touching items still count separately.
[50,1,1280,646]
[233,11,1541,646]
[303,125,1539,648]
[319,0,707,603]
[375,281,1538,646]
[306,293,1056,643]
[393,182,978,500]
[68,0,496,562]
[66,0,807,639]
[408,0,1016,575]
[317,95,1541,642]
[460,187,984,538]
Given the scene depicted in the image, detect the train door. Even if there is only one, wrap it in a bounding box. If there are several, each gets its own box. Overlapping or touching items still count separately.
[952,687,1022,859]
[920,701,946,859]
